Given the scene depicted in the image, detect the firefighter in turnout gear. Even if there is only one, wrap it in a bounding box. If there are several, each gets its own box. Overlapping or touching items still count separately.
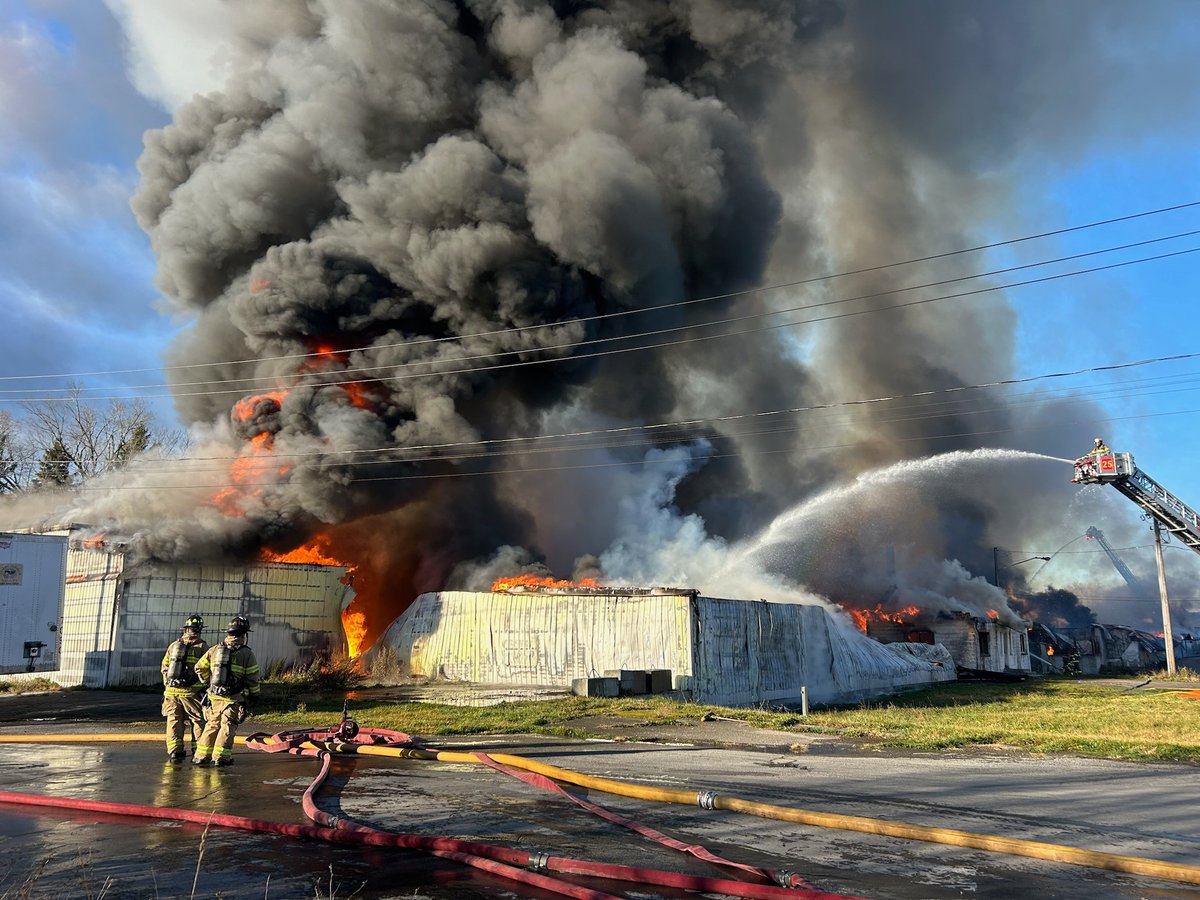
[192,615,260,767]
[161,614,209,761]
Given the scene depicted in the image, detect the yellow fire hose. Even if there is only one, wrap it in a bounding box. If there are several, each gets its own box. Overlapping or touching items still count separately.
[3,732,1200,886]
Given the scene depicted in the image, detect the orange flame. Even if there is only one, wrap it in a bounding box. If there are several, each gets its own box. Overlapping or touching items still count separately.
[491,573,603,592]
[232,391,286,423]
[846,604,923,633]
[260,538,368,656]
[986,608,1000,621]
[342,609,368,657]
[302,342,375,410]
[1046,646,1056,656]
[260,538,347,568]
[215,393,290,516]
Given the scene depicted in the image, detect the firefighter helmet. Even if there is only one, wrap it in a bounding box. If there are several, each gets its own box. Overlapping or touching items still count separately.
[183,614,204,632]
[226,615,251,635]
[1094,437,1104,446]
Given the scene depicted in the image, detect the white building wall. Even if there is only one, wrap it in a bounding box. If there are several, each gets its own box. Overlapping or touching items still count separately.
[391,591,694,684]
[16,527,354,687]
[0,532,68,675]
[691,598,955,707]
[381,591,955,707]
[112,560,353,686]
[60,541,127,687]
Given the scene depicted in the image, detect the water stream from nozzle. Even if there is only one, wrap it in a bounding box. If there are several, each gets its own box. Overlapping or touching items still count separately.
[727,448,1072,572]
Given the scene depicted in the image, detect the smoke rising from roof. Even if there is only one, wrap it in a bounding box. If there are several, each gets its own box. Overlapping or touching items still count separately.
[10,1,1197,642]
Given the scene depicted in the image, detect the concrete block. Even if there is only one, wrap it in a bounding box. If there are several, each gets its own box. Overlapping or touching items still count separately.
[605,669,650,694]
[647,669,672,693]
[572,676,619,697]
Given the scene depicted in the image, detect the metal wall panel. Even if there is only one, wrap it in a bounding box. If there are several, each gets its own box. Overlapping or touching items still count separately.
[381,591,953,707]
[112,560,353,685]
[58,540,126,687]
[689,598,927,707]
[0,533,68,675]
[388,591,695,685]
[18,524,354,686]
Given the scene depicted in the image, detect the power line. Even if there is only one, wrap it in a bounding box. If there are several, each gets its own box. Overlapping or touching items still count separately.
[107,367,1200,475]
[79,350,1200,470]
[21,223,1200,399]
[7,240,1200,405]
[61,404,1200,491]
[4,202,1200,393]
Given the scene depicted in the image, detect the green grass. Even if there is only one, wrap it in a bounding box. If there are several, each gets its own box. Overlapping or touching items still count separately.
[0,677,62,694]
[799,680,1200,761]
[1147,666,1200,682]
[255,678,1200,763]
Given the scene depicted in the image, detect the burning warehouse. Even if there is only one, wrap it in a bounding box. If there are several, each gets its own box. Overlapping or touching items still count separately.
[1030,622,1199,677]
[863,609,1031,676]
[371,582,955,707]
[14,525,355,688]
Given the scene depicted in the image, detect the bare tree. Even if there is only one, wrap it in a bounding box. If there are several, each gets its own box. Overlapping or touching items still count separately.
[21,387,185,488]
[0,410,37,493]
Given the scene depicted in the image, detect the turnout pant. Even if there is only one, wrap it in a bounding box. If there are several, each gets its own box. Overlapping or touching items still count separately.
[162,693,206,755]
[196,698,245,762]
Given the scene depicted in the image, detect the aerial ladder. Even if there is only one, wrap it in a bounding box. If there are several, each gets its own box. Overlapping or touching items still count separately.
[1073,453,1200,555]
[1073,449,1200,672]
[1083,525,1145,592]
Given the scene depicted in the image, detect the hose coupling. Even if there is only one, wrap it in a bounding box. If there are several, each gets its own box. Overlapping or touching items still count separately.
[527,851,550,872]
[696,790,717,810]
[774,869,799,888]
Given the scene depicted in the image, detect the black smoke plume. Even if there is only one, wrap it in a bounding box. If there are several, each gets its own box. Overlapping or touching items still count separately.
[10,1,1190,645]
[1011,587,1097,631]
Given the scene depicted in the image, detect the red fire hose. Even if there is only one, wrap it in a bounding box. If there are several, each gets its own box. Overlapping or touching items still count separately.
[251,725,849,898]
[0,724,866,900]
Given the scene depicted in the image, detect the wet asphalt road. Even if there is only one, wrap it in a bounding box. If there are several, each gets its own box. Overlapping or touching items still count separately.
[0,690,1198,900]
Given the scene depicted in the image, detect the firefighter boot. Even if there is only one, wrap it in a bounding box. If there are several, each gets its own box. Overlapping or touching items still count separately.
[192,754,211,766]
[169,749,187,762]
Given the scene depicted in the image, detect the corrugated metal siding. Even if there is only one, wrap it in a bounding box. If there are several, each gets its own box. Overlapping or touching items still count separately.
[113,561,352,686]
[691,599,837,706]
[383,591,953,707]
[60,543,126,687]
[690,598,955,706]
[24,525,353,687]
[391,591,694,684]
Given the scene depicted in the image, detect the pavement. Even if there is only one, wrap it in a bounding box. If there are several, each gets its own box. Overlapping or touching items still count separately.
[0,687,1198,900]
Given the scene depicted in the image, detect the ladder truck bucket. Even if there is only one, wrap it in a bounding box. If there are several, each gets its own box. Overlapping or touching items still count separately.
[1072,451,1134,485]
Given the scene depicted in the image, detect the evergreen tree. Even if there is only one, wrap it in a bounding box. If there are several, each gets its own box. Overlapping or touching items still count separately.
[33,437,73,488]
[111,422,151,468]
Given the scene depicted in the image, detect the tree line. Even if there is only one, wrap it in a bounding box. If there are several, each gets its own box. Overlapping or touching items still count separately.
[0,389,185,492]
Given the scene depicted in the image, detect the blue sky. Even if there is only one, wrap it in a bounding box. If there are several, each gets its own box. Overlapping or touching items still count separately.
[2,1,1199,619]
[1,0,176,420]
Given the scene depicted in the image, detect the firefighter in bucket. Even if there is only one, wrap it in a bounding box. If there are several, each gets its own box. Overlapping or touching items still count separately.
[193,615,260,767]
[160,614,209,762]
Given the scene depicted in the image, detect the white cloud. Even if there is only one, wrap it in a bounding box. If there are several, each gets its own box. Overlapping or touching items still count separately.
[103,0,233,111]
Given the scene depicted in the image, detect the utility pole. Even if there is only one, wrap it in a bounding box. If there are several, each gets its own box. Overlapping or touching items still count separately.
[993,547,1000,587]
[1153,520,1177,675]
